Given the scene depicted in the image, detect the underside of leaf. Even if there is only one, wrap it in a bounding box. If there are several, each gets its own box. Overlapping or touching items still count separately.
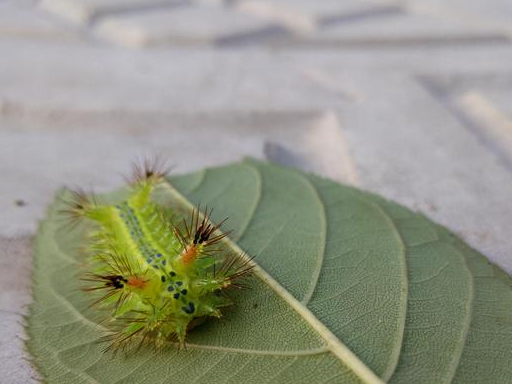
[26,159,512,384]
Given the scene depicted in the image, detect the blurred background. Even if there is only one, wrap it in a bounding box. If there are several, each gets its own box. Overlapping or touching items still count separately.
[1,0,512,381]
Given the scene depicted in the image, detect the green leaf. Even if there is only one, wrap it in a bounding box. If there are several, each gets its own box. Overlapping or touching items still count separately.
[27,159,512,384]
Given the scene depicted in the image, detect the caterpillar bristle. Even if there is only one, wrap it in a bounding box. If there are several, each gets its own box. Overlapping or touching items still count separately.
[174,205,232,264]
[101,326,146,355]
[58,187,96,228]
[217,253,255,285]
[101,310,183,354]
[95,251,142,278]
[126,156,172,186]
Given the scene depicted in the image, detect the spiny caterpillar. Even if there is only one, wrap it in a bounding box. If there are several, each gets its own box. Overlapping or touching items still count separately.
[62,160,253,352]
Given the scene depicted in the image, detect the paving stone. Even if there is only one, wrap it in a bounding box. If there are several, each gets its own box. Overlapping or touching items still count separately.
[39,0,178,25]
[0,310,39,384]
[0,237,39,384]
[0,41,341,112]
[0,237,32,314]
[0,2,77,40]
[264,111,360,185]
[312,9,504,45]
[0,0,38,5]
[94,5,272,47]
[235,0,399,33]
[237,0,399,22]
[410,0,512,35]
[417,73,512,170]
[456,91,512,169]
[3,39,512,114]
[475,88,512,120]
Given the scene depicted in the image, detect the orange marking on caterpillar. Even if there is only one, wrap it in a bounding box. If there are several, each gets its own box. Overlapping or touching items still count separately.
[127,276,148,289]
[181,245,199,264]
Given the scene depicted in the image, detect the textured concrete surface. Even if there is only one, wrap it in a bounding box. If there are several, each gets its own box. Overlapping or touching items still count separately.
[1,0,512,382]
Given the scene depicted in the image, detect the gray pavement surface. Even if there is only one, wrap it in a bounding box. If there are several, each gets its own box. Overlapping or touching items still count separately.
[1,0,512,382]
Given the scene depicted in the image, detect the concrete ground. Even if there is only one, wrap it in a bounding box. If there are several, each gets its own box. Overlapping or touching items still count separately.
[1,0,512,382]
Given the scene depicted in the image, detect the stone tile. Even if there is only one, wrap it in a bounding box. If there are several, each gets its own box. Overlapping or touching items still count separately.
[39,0,178,25]
[234,0,397,33]
[0,237,39,384]
[478,88,512,120]
[264,111,360,185]
[0,2,77,40]
[457,91,512,148]
[94,5,272,47]
[312,9,504,45]
[0,311,39,384]
[455,90,512,173]
[0,237,32,314]
[417,73,512,170]
[237,0,399,22]
[4,39,512,116]
[0,40,341,113]
[0,0,38,5]
[410,0,512,34]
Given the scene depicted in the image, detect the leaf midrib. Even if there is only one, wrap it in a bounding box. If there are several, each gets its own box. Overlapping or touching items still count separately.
[161,180,386,384]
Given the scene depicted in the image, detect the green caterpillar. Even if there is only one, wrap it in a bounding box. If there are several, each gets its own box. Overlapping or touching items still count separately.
[62,160,253,351]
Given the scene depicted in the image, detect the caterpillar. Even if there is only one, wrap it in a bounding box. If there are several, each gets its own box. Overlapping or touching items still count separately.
[61,159,253,352]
